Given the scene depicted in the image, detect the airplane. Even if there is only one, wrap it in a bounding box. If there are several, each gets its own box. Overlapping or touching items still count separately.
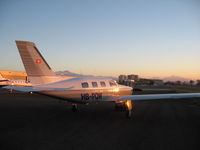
[0,73,32,87]
[0,73,9,87]
[0,73,7,81]
[4,41,200,118]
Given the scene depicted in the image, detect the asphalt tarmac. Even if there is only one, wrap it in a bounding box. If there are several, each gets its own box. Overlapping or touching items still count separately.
[0,89,200,150]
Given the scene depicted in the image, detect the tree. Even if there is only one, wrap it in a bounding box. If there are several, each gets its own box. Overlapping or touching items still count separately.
[196,80,200,86]
[189,80,194,85]
[175,81,181,85]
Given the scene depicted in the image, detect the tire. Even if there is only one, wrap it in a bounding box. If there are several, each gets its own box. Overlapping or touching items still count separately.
[72,104,78,112]
[115,103,126,112]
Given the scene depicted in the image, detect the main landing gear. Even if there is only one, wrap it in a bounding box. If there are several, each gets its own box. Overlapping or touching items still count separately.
[71,103,78,112]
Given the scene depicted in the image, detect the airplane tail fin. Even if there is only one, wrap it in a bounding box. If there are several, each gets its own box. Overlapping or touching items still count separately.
[16,41,63,85]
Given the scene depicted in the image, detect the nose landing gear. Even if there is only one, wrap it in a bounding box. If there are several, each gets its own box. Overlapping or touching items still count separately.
[115,100,133,118]
[125,100,132,118]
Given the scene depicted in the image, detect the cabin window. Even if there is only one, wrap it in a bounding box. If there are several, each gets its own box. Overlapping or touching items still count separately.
[109,81,117,87]
[92,82,98,87]
[100,81,106,87]
[81,82,89,88]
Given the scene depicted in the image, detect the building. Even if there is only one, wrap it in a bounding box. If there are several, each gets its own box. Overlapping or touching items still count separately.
[137,78,153,85]
[127,74,139,81]
[118,75,128,84]
[118,74,139,87]
[152,79,164,86]
[137,78,164,86]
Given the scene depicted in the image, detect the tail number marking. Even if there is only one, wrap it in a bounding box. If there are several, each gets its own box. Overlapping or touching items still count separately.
[81,93,102,100]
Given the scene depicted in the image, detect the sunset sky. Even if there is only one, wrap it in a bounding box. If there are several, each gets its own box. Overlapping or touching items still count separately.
[0,0,200,79]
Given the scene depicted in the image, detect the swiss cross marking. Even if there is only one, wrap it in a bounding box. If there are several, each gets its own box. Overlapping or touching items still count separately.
[35,59,42,64]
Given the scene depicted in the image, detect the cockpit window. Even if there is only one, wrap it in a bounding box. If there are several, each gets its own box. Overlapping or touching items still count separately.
[81,82,89,88]
[100,81,106,87]
[109,80,117,87]
[92,82,98,87]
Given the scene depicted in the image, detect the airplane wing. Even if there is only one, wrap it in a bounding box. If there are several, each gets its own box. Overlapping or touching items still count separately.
[3,86,73,92]
[116,93,200,101]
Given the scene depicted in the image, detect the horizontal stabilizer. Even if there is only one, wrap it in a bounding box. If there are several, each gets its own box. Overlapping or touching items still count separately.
[3,86,73,92]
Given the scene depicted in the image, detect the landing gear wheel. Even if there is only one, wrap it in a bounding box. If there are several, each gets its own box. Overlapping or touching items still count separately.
[115,105,119,111]
[9,88,13,93]
[115,103,126,112]
[71,104,78,112]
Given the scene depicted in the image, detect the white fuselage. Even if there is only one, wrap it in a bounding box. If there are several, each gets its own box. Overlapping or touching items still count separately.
[35,77,133,103]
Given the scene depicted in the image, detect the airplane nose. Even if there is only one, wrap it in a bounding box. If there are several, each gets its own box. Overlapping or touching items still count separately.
[129,86,133,93]
[129,86,133,90]
[119,85,133,91]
